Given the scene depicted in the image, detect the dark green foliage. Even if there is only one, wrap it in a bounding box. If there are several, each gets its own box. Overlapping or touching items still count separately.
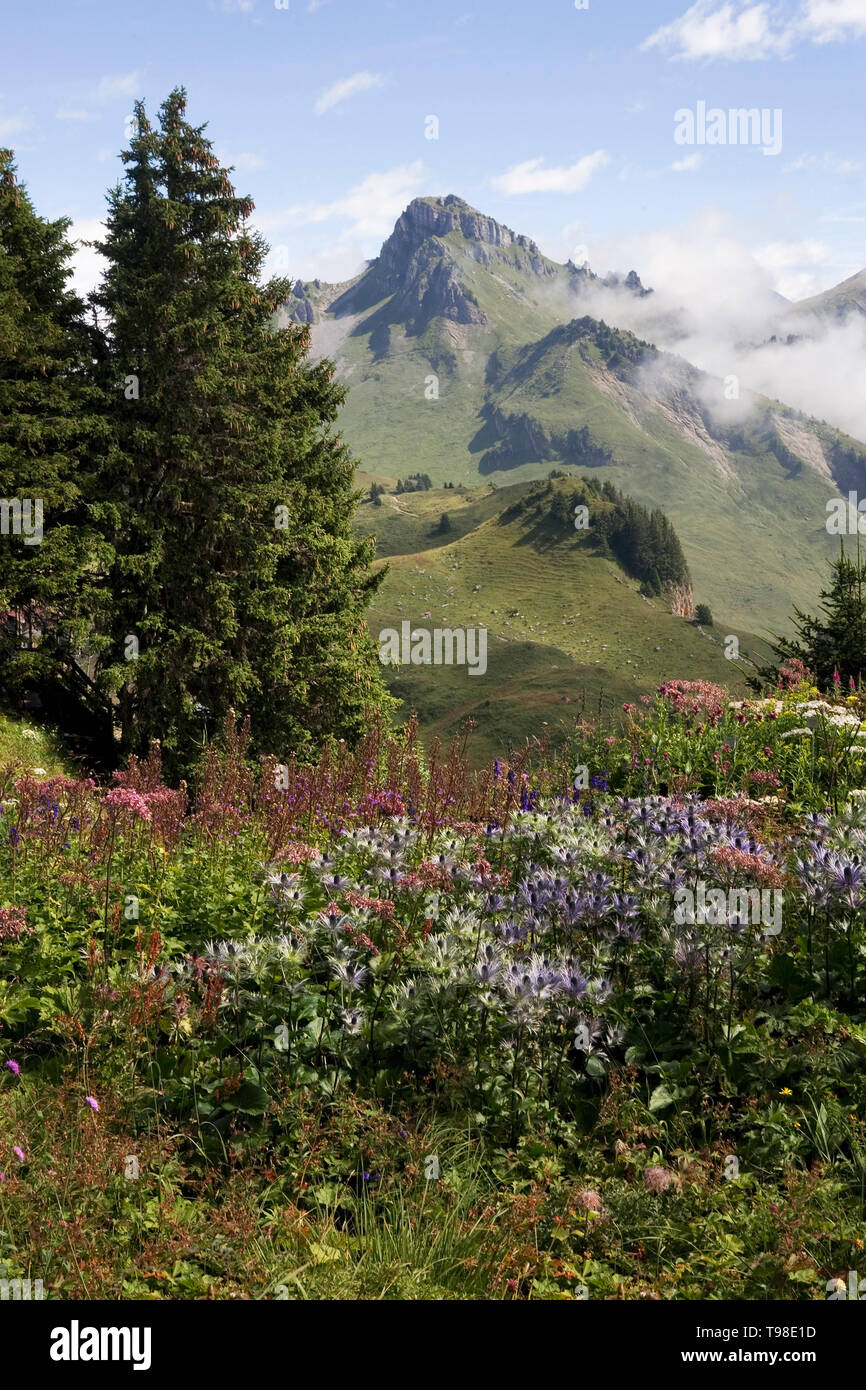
[601,496,688,592]
[767,428,802,478]
[550,315,652,367]
[560,424,612,468]
[85,90,390,775]
[0,150,112,743]
[694,603,714,626]
[500,478,692,597]
[510,477,689,594]
[395,472,432,494]
[751,541,866,692]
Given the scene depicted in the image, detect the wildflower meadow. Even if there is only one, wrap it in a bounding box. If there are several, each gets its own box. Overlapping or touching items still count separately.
[2,701,865,1306]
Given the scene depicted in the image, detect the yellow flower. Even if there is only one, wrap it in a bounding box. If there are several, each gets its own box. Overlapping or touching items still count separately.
[779,1087,792,1096]
[177,1017,192,1036]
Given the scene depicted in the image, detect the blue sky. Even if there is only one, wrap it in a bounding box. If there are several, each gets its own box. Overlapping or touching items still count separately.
[3,0,866,298]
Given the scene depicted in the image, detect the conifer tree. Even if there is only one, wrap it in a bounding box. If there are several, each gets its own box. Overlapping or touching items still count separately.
[0,149,110,739]
[90,90,389,774]
[752,541,866,692]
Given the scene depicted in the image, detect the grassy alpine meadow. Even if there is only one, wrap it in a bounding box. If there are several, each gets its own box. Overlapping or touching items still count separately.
[1,692,866,1303]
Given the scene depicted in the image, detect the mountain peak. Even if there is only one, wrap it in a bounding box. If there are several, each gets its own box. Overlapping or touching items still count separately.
[286,194,653,334]
[392,194,541,256]
[352,194,554,331]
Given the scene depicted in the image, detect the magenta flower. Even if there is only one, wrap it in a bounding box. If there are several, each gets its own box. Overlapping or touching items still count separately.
[104,786,152,822]
[85,1095,99,1112]
[4,1060,20,1076]
[13,1146,24,1163]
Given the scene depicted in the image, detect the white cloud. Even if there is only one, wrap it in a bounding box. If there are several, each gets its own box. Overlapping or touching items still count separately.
[755,238,831,268]
[94,72,141,102]
[800,0,866,43]
[642,1,790,61]
[69,219,107,298]
[784,151,864,172]
[672,152,703,171]
[0,112,29,139]
[307,0,328,10]
[218,150,266,171]
[643,0,866,59]
[267,238,370,284]
[258,161,427,279]
[491,151,609,195]
[768,268,830,298]
[755,238,832,294]
[56,107,97,122]
[538,209,866,441]
[51,71,138,132]
[314,71,384,116]
[330,164,426,236]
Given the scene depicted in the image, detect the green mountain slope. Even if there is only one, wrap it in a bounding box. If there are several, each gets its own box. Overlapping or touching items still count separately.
[287,195,866,635]
[360,477,769,764]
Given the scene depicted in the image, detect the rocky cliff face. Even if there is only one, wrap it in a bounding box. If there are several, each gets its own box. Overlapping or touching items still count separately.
[415,256,486,327]
[359,195,566,333]
[603,269,653,298]
[288,280,315,323]
[668,583,695,618]
[359,197,504,332]
[376,194,542,278]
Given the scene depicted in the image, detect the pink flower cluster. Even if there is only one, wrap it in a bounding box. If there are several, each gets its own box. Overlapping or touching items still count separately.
[748,769,781,788]
[275,841,319,865]
[0,906,30,942]
[340,921,380,955]
[658,680,726,722]
[776,656,813,690]
[709,845,786,889]
[104,786,153,822]
[342,891,395,921]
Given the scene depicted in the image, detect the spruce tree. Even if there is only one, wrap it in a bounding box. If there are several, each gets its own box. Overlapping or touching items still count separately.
[0,149,111,741]
[751,541,866,692]
[90,90,390,775]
